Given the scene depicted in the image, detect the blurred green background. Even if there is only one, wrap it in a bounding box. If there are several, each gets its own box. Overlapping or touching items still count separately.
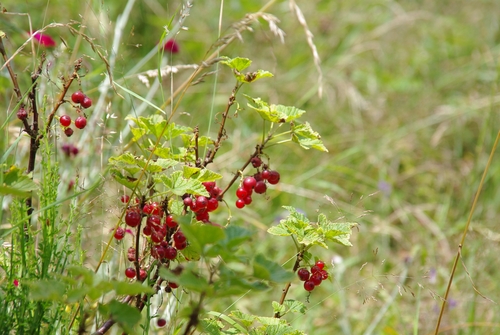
[2,0,500,334]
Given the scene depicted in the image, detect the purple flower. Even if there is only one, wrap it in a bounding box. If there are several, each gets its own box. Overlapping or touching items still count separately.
[163,39,179,54]
[377,180,392,197]
[33,32,56,47]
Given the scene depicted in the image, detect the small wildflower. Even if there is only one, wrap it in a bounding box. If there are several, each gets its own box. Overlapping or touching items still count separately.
[33,32,56,47]
[163,39,179,54]
[13,279,19,287]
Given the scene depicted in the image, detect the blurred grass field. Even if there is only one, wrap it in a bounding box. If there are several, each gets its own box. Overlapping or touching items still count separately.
[2,0,500,334]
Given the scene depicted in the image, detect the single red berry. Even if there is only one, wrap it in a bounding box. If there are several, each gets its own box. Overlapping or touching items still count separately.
[183,197,193,207]
[261,169,270,180]
[17,107,28,120]
[315,260,325,270]
[254,172,264,182]
[251,156,262,168]
[127,247,136,262]
[147,214,162,228]
[81,96,92,109]
[114,227,125,240]
[71,91,85,104]
[236,187,248,199]
[64,127,74,137]
[75,116,87,129]
[243,176,257,191]
[196,211,210,222]
[202,181,216,192]
[196,196,208,209]
[139,269,147,281]
[173,231,186,244]
[152,245,166,259]
[177,240,187,250]
[70,146,79,155]
[125,267,136,279]
[311,265,321,274]
[143,225,152,236]
[267,170,280,185]
[59,115,72,127]
[125,209,141,227]
[320,270,329,280]
[254,181,267,194]
[210,186,222,198]
[165,246,177,260]
[163,39,179,53]
[310,272,323,286]
[207,197,219,211]
[304,281,315,292]
[235,199,245,209]
[151,230,165,244]
[121,195,130,203]
[243,196,252,205]
[297,268,310,281]
[168,281,179,289]
[157,318,167,327]
[166,214,178,228]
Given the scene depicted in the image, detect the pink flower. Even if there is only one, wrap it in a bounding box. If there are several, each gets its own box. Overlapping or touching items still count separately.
[163,39,179,54]
[13,279,19,287]
[33,32,56,47]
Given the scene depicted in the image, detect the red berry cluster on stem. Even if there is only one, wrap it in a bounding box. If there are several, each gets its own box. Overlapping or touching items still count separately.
[298,260,329,292]
[59,90,91,137]
[183,181,221,224]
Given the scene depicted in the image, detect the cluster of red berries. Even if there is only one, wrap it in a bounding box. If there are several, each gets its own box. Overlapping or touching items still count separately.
[59,91,91,137]
[61,143,79,157]
[183,181,221,223]
[118,195,188,284]
[235,156,280,209]
[297,260,329,292]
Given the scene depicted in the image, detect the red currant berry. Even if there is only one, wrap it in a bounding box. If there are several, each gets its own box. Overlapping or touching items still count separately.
[114,227,125,240]
[254,181,267,194]
[139,269,147,281]
[297,268,310,281]
[166,215,178,228]
[235,199,245,209]
[157,318,167,327]
[165,246,177,260]
[254,172,264,182]
[315,260,325,270]
[17,107,28,120]
[143,225,152,236]
[71,91,85,104]
[304,281,315,292]
[127,247,136,262]
[320,270,329,280]
[207,197,219,211]
[251,156,262,168]
[243,196,252,205]
[151,231,165,244]
[236,187,248,199]
[267,170,280,185]
[147,215,162,228]
[311,265,321,274]
[196,211,210,222]
[71,146,79,155]
[210,186,222,198]
[173,231,186,244]
[120,195,130,203]
[168,281,179,289]
[243,176,257,191]
[152,245,166,259]
[125,267,136,279]
[148,202,163,215]
[81,96,92,109]
[64,127,74,137]
[196,196,208,209]
[310,272,322,286]
[125,209,141,227]
[202,181,216,192]
[75,116,87,129]
[183,197,193,207]
[59,115,72,127]
[261,169,270,180]
[176,240,187,250]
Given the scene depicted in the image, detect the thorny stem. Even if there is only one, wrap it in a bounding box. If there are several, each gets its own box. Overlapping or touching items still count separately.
[274,247,307,318]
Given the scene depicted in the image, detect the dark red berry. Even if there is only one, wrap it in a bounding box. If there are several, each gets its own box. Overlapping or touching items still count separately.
[71,91,85,104]
[70,146,79,155]
[166,214,178,228]
[173,231,186,244]
[125,267,136,279]
[121,195,130,203]
[176,240,187,250]
[168,281,179,289]
[147,215,162,229]
[196,196,208,209]
[210,186,222,198]
[254,181,267,194]
[320,270,329,280]
[139,269,147,281]
[114,227,125,240]
[315,260,325,270]
[64,127,74,137]
[207,197,219,211]
[157,318,167,327]
[17,107,28,120]
[143,225,152,236]
[253,172,264,182]
[243,177,257,191]
[304,281,315,292]
[202,181,216,192]
[196,211,210,222]
[261,169,270,180]
[267,170,280,185]
[243,196,252,205]
[311,265,321,274]
[127,247,136,262]
[151,230,165,244]
[165,246,177,260]
[60,115,71,127]
[125,209,141,227]
[310,272,322,286]
[298,268,310,281]
[236,187,248,199]
[235,199,245,209]
[81,96,92,109]
[183,197,193,207]
[152,245,166,259]
[75,116,87,129]
[251,156,262,168]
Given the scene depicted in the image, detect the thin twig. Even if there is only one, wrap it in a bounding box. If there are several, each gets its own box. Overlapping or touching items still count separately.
[274,248,305,318]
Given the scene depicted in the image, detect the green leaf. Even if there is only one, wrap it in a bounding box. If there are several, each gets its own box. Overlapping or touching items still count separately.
[291,122,328,152]
[252,254,295,283]
[108,153,143,175]
[105,300,142,334]
[27,280,66,301]
[283,299,307,314]
[157,171,209,196]
[245,96,306,123]
[221,56,252,72]
[267,224,291,237]
[228,310,255,328]
[183,166,201,179]
[181,223,225,253]
[0,165,37,197]
[114,281,155,295]
[317,214,356,247]
[159,265,209,292]
[272,301,286,315]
